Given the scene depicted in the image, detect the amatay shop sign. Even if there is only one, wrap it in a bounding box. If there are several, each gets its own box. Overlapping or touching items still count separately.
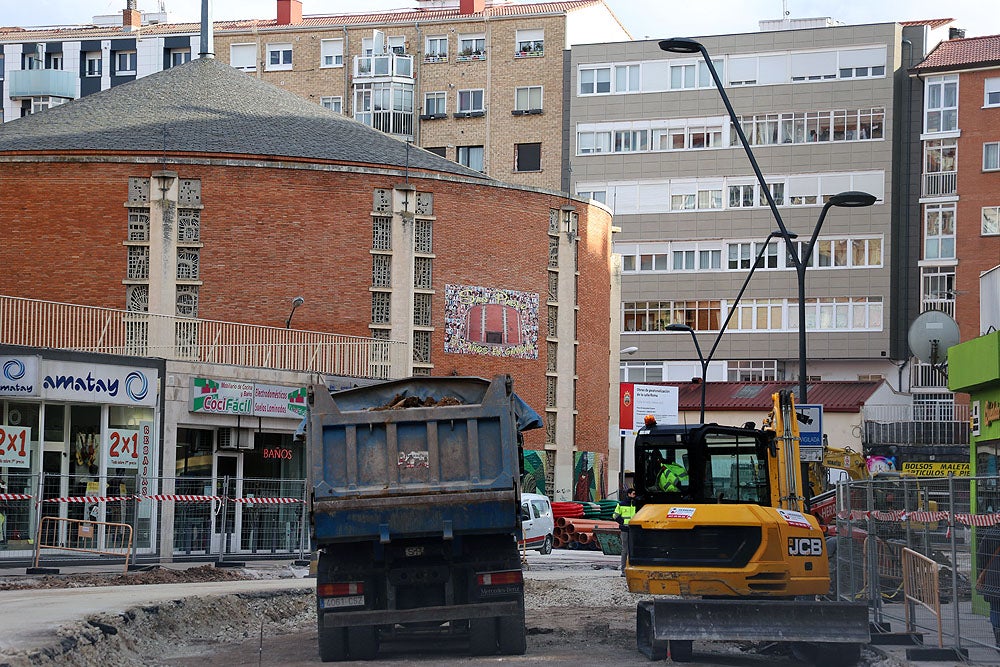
[191,378,306,419]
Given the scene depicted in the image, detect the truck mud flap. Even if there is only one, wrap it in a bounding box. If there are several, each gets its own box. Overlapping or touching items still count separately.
[637,599,870,646]
[322,601,521,628]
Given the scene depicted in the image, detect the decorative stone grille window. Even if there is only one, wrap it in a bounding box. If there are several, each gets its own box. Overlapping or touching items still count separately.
[373,216,392,250]
[177,209,200,243]
[127,246,149,280]
[414,257,432,289]
[177,179,202,206]
[370,327,390,340]
[415,192,433,216]
[549,237,559,268]
[548,209,560,235]
[547,342,557,372]
[414,219,432,253]
[546,376,557,408]
[413,330,431,363]
[544,412,556,445]
[128,177,150,204]
[128,209,150,241]
[372,254,391,287]
[372,291,390,324]
[412,367,432,376]
[177,248,200,280]
[373,188,392,215]
[548,271,558,302]
[547,305,557,337]
[126,285,148,312]
[176,285,199,317]
[413,292,432,326]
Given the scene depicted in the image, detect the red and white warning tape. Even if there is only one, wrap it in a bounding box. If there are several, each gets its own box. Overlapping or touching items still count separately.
[45,496,129,503]
[0,493,32,501]
[232,497,303,504]
[136,495,222,502]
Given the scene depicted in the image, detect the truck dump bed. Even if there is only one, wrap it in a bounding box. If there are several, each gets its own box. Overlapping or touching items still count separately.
[308,375,532,544]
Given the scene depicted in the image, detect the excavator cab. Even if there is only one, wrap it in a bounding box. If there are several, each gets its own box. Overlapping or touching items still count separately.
[634,423,772,509]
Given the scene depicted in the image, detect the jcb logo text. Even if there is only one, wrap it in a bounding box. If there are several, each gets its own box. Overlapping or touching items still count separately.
[788,537,823,556]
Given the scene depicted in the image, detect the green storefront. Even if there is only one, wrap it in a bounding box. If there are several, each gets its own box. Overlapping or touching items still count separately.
[949,331,1000,476]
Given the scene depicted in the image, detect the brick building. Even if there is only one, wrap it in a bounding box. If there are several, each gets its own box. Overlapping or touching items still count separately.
[0,55,617,500]
[911,35,1000,345]
[0,0,630,191]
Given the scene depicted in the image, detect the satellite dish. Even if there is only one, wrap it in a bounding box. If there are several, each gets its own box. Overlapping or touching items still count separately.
[907,310,960,366]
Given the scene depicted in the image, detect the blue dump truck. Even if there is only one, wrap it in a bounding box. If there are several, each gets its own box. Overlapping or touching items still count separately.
[307,375,542,662]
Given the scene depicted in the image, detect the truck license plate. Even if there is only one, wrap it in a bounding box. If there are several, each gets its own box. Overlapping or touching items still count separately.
[321,595,365,609]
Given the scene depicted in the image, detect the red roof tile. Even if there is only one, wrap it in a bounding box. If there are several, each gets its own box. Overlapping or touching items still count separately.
[899,18,954,28]
[636,381,884,413]
[913,34,1000,71]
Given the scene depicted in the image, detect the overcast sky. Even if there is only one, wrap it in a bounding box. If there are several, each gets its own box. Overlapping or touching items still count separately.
[5,0,998,38]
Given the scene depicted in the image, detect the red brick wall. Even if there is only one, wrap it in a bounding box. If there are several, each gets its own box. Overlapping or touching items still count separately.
[0,158,612,457]
[957,68,1000,341]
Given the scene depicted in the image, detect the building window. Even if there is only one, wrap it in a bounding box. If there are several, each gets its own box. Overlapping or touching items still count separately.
[170,49,191,67]
[266,43,293,71]
[425,146,446,158]
[320,39,343,68]
[514,142,541,172]
[515,29,543,57]
[983,207,1000,236]
[230,43,256,71]
[728,360,778,382]
[457,145,484,172]
[672,250,695,270]
[458,34,486,59]
[85,52,102,77]
[924,203,956,260]
[922,266,956,314]
[579,66,611,95]
[425,36,448,61]
[925,76,958,133]
[577,131,611,154]
[623,300,722,332]
[985,142,1000,171]
[115,51,137,74]
[457,89,485,113]
[372,292,390,324]
[984,77,1000,107]
[320,96,342,113]
[424,91,446,116]
[515,85,542,112]
[45,52,63,70]
[615,64,640,92]
[177,249,199,280]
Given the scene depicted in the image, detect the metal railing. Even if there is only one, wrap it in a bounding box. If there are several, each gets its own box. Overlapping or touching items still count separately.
[861,401,969,447]
[923,171,957,197]
[0,295,408,379]
[834,475,1000,662]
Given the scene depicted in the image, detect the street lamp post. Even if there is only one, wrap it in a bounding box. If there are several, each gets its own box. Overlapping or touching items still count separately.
[285,296,305,329]
[664,324,707,424]
[659,37,876,403]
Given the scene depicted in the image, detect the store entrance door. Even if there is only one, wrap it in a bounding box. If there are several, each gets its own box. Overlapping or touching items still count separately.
[213,453,241,555]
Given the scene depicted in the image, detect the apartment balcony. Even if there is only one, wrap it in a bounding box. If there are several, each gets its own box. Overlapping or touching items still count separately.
[354,54,413,80]
[7,69,77,99]
[910,361,950,390]
[861,403,969,448]
[922,171,957,198]
[0,295,408,380]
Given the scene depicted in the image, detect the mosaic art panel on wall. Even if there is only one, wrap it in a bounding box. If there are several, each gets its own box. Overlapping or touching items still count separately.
[444,284,539,359]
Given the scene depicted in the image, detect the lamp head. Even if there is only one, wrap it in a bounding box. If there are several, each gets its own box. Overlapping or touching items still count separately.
[664,323,693,333]
[658,37,703,54]
[291,296,305,308]
[620,346,639,355]
[829,191,877,208]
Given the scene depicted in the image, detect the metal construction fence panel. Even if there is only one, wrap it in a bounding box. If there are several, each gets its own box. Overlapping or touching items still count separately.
[0,474,309,564]
[833,475,1000,662]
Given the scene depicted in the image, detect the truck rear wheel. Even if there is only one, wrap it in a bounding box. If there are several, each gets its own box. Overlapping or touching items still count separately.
[346,625,378,660]
[497,613,527,654]
[317,624,347,662]
[469,618,498,655]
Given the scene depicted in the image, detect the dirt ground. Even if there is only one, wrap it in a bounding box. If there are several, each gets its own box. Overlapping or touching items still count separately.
[0,557,899,667]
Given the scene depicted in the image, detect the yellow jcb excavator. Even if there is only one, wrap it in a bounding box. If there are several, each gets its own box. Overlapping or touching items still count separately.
[624,390,869,664]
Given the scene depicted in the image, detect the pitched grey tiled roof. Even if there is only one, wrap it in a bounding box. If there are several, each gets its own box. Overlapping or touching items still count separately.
[0,57,489,180]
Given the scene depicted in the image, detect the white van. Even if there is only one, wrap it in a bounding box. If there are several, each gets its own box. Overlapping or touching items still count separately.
[519,492,554,554]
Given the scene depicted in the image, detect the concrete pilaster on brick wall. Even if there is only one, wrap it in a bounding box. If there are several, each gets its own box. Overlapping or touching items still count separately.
[389,184,418,376]
[147,171,180,357]
[552,208,579,499]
